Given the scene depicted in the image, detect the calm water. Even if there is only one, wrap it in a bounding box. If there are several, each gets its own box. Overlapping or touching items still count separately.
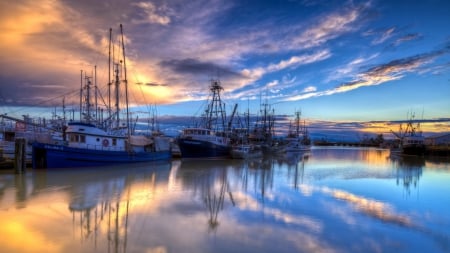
[0,147,449,253]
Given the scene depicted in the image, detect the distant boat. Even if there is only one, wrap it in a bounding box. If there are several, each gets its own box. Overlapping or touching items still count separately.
[248,100,286,154]
[230,144,262,159]
[32,25,171,169]
[285,111,311,153]
[390,112,425,156]
[177,79,231,159]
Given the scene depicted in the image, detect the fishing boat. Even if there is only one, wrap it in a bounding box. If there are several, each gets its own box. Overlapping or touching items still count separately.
[32,25,171,169]
[390,113,425,156]
[230,144,262,159]
[248,100,287,154]
[285,111,311,152]
[177,79,231,159]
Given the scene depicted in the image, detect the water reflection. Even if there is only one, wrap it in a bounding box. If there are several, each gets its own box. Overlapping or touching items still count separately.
[0,162,171,253]
[178,160,236,231]
[0,148,449,253]
[390,155,424,195]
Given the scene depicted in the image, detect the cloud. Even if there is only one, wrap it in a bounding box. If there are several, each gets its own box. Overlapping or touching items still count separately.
[131,2,172,25]
[242,50,331,81]
[303,86,317,92]
[267,50,331,72]
[159,58,242,78]
[369,27,396,45]
[283,47,450,101]
[290,3,367,49]
[392,33,422,46]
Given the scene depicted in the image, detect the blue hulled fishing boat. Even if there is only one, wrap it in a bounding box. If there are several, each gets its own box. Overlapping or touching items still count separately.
[32,25,171,169]
[32,122,171,168]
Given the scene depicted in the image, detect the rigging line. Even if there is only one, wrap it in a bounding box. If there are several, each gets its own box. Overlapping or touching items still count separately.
[3,89,80,116]
[134,74,153,114]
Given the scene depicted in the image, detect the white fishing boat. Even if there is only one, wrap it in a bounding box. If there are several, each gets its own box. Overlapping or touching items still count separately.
[390,113,425,156]
[285,111,311,152]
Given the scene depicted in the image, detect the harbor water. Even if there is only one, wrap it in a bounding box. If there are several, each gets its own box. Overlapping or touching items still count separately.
[0,147,449,253]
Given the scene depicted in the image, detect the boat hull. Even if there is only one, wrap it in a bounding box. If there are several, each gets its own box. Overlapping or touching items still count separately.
[285,144,311,153]
[230,149,262,159]
[32,142,171,169]
[178,138,231,159]
[402,145,426,156]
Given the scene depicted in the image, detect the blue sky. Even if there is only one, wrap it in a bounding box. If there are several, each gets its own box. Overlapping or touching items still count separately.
[0,0,449,136]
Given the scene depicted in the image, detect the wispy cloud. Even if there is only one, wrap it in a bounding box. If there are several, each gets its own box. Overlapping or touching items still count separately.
[284,47,450,101]
[332,53,380,80]
[131,2,172,25]
[368,27,396,45]
[392,33,422,46]
[242,50,331,80]
[291,4,366,49]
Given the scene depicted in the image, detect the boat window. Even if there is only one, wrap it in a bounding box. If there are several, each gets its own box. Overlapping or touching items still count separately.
[112,139,117,146]
[5,132,15,141]
[80,135,86,143]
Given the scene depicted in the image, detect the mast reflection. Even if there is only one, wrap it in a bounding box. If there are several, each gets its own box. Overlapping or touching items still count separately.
[390,155,424,195]
[37,162,171,253]
[178,160,237,231]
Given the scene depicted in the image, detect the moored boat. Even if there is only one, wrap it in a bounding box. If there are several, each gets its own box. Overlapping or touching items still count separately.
[285,111,311,153]
[32,25,171,168]
[33,122,171,168]
[177,79,231,159]
[230,144,262,159]
[390,113,425,156]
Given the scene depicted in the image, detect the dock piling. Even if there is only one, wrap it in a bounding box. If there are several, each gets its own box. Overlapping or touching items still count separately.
[14,138,26,174]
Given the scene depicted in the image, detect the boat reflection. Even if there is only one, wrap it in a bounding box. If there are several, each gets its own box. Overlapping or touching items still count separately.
[0,161,171,253]
[177,160,237,231]
[1,148,448,253]
[390,155,424,195]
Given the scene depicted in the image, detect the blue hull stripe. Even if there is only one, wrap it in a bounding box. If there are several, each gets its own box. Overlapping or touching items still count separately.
[32,142,171,169]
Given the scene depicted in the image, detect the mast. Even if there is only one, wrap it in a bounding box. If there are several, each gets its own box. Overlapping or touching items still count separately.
[95,65,98,122]
[114,62,120,128]
[85,74,92,123]
[80,70,83,121]
[108,28,112,119]
[206,79,226,131]
[120,24,130,137]
[62,97,66,123]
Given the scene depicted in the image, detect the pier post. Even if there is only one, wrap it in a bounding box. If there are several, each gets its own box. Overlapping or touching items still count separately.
[14,138,26,174]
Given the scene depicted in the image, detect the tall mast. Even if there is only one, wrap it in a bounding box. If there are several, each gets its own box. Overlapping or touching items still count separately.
[207,79,226,131]
[120,24,130,137]
[108,28,112,119]
[80,70,83,121]
[85,74,91,123]
[114,62,120,127]
[62,97,66,123]
[95,65,98,122]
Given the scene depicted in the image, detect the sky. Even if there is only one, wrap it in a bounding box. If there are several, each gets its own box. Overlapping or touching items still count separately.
[0,0,449,138]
